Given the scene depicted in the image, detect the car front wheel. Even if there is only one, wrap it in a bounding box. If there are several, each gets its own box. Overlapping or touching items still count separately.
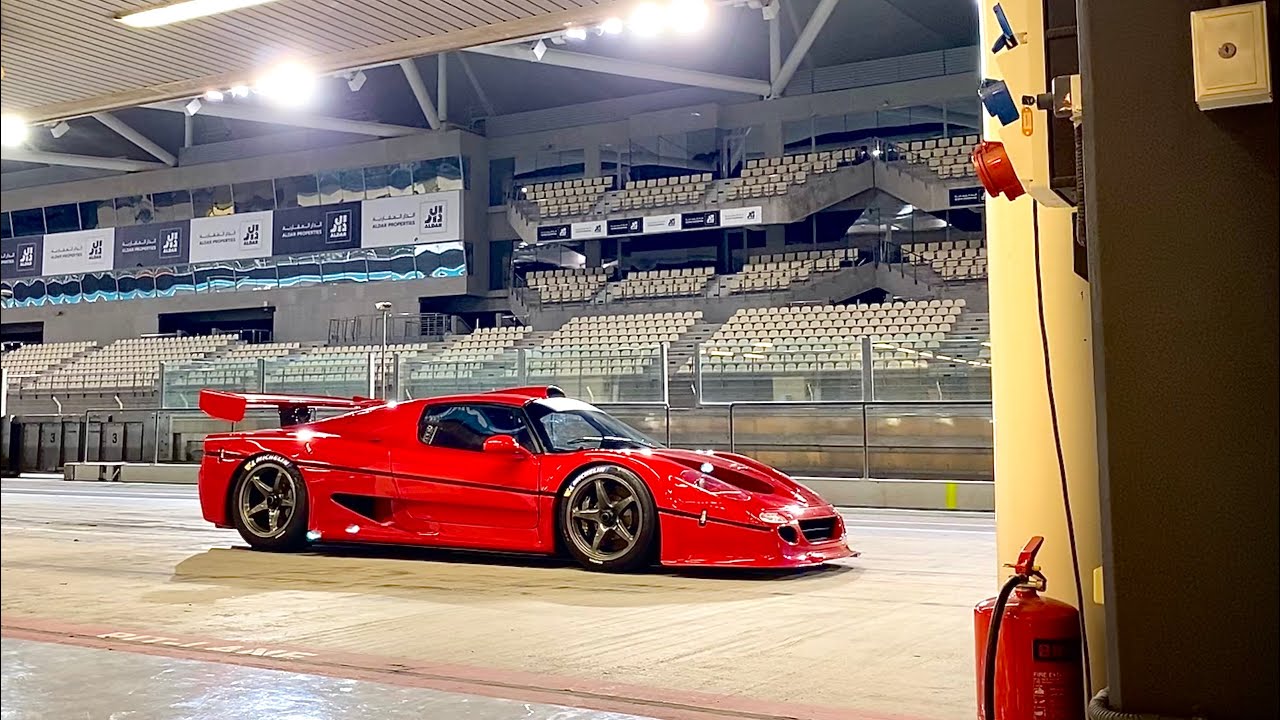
[559,465,657,572]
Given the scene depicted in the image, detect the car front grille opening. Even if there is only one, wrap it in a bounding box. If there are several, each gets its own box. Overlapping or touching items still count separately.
[798,517,837,543]
[777,526,799,544]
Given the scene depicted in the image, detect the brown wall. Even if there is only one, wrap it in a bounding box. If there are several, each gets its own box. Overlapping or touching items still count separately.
[1080,0,1279,716]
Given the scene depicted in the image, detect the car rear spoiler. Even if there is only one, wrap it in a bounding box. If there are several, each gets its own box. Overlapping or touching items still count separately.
[199,389,383,427]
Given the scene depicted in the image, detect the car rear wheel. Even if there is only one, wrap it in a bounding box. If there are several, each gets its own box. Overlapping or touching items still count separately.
[231,455,309,552]
[560,465,656,572]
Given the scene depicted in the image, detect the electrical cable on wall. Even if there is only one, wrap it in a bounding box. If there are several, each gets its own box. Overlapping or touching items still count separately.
[1031,201,1093,696]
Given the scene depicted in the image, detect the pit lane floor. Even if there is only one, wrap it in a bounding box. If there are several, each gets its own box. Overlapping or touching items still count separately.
[0,478,994,720]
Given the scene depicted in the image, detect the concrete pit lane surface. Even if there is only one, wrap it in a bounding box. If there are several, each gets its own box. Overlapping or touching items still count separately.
[1,477,993,720]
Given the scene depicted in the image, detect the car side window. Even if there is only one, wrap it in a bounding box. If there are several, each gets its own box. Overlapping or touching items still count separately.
[419,404,532,452]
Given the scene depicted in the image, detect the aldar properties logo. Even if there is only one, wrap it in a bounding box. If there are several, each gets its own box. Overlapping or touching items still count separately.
[87,238,104,260]
[325,210,352,244]
[240,221,262,250]
[419,200,446,235]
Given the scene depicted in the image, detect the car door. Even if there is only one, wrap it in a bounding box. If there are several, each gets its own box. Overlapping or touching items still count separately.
[391,402,542,535]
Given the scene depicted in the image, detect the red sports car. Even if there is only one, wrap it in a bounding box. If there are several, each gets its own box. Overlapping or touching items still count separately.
[197,386,855,572]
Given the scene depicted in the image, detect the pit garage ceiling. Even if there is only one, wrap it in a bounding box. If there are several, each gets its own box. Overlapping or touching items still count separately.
[1,0,625,122]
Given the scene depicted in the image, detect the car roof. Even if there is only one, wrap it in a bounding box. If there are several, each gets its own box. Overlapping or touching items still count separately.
[413,386,569,408]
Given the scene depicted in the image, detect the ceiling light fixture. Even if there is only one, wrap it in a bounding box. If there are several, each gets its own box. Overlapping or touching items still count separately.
[50,121,72,139]
[346,69,367,92]
[229,84,250,98]
[117,0,280,28]
[254,60,316,107]
[532,39,548,61]
[564,26,588,41]
[629,2,665,37]
[184,98,203,116]
[668,0,710,33]
[204,89,225,101]
[600,17,624,34]
[1,114,29,147]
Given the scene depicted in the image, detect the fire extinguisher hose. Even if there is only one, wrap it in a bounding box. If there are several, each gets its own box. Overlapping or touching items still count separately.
[1087,688,1203,720]
[983,573,1028,720]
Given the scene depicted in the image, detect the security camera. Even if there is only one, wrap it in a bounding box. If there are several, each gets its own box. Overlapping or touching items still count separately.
[374,301,393,311]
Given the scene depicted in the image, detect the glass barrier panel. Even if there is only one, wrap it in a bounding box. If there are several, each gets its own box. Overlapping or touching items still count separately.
[864,402,993,480]
[524,345,666,404]
[162,360,264,408]
[697,342,864,403]
[262,354,372,399]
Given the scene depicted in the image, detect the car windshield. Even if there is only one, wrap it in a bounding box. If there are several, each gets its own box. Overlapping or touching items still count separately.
[526,398,661,452]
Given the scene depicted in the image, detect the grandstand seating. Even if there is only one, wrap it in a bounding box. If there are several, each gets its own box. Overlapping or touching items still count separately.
[529,311,701,376]
[902,240,988,280]
[609,174,712,212]
[222,342,302,360]
[432,326,530,363]
[892,135,980,180]
[718,148,862,202]
[32,335,236,390]
[717,249,855,296]
[608,267,714,300]
[1,341,98,380]
[702,300,968,372]
[521,176,612,219]
[526,267,607,304]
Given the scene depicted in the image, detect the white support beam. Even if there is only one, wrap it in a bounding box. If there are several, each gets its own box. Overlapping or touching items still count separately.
[91,112,177,166]
[146,102,422,137]
[437,53,449,123]
[399,59,443,130]
[769,15,782,86]
[468,45,771,97]
[457,53,497,117]
[771,0,839,98]
[0,148,167,172]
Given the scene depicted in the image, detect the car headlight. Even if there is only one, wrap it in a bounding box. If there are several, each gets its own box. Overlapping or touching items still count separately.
[757,511,790,524]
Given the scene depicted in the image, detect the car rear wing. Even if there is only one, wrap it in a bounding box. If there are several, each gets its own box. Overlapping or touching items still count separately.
[199,389,383,427]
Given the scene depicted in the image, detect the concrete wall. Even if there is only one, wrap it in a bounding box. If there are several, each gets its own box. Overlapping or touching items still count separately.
[1080,0,1279,716]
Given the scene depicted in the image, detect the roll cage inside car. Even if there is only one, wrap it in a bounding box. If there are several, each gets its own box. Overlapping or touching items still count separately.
[415,396,661,455]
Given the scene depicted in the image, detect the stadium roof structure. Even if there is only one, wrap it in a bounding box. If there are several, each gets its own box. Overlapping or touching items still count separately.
[1,0,976,179]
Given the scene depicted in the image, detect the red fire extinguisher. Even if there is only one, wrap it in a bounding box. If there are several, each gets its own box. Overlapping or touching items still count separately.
[975,536,1084,720]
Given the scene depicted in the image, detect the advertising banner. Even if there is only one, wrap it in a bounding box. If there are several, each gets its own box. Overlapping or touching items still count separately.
[361,191,462,248]
[1,235,44,279]
[642,214,681,234]
[948,187,986,207]
[570,220,607,240]
[720,206,764,227]
[42,228,116,275]
[537,224,571,242]
[114,221,190,268]
[607,217,643,237]
[681,210,721,230]
[189,211,273,263]
[273,202,361,255]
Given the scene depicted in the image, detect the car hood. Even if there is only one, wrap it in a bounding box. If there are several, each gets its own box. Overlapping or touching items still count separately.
[637,447,831,511]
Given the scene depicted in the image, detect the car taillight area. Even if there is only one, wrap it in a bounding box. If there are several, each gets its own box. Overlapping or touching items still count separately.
[797,517,839,543]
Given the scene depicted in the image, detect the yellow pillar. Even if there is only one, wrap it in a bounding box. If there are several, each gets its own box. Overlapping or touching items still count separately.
[979,0,1106,695]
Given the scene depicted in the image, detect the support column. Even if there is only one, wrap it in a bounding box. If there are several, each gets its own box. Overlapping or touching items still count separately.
[980,0,1105,700]
[437,53,448,124]
[583,145,602,179]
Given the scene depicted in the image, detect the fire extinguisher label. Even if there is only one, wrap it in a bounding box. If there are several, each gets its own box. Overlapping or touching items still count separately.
[1033,638,1079,662]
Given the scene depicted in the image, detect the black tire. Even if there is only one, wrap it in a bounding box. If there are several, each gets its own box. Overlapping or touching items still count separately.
[559,464,657,572]
[230,454,310,552]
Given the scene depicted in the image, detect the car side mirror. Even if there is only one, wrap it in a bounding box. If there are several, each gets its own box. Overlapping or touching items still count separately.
[483,434,528,457]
